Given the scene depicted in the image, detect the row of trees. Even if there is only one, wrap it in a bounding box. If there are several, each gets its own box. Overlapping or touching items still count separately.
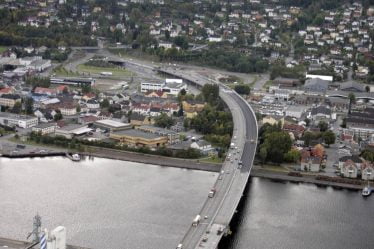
[28,132,201,159]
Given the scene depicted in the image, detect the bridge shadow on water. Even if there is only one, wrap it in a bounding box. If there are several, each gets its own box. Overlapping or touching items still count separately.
[218,177,253,249]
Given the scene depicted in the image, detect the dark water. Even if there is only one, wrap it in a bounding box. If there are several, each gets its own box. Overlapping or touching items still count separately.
[220,177,374,249]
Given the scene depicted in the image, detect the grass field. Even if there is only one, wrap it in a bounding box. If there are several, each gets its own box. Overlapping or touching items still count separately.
[53,66,81,77]
[0,46,8,53]
[77,64,134,77]
[200,156,224,164]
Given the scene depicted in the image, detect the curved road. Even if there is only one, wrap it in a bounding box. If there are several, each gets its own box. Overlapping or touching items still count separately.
[158,68,258,249]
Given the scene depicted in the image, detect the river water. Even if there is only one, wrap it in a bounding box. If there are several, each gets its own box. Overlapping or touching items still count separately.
[219,177,374,249]
[0,157,217,249]
[1,158,373,249]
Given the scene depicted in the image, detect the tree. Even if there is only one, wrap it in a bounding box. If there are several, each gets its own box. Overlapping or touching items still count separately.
[261,131,292,164]
[304,118,311,127]
[301,131,314,147]
[201,84,219,105]
[234,84,251,95]
[259,146,267,165]
[318,121,328,132]
[284,149,301,163]
[365,85,370,92]
[154,113,174,128]
[76,105,81,113]
[174,36,189,50]
[100,99,110,108]
[322,130,336,147]
[165,30,170,40]
[180,88,187,96]
[348,92,356,114]
[25,97,34,115]
[62,86,69,94]
[54,110,63,121]
[361,150,374,163]
[11,101,22,114]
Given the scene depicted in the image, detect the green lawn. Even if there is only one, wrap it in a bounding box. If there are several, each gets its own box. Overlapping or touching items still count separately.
[200,156,224,164]
[0,46,8,53]
[77,64,134,77]
[53,66,81,77]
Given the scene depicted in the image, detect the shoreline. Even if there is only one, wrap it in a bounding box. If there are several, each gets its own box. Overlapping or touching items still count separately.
[251,169,364,190]
[0,147,222,172]
[1,150,367,191]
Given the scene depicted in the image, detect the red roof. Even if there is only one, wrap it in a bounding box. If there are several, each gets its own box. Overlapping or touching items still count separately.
[34,87,57,95]
[0,87,12,94]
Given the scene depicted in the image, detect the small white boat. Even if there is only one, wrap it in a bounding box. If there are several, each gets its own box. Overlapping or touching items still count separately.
[362,182,372,197]
[71,154,81,162]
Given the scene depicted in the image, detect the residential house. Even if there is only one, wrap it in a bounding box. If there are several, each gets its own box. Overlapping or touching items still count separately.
[262,115,284,127]
[310,106,332,124]
[283,124,305,139]
[273,77,301,88]
[129,113,153,126]
[342,159,358,178]
[190,140,214,155]
[338,155,363,173]
[361,161,374,180]
[32,122,56,135]
[182,100,205,118]
[0,94,21,108]
[346,108,374,139]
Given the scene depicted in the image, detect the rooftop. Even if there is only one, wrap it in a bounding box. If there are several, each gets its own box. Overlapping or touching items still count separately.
[95,119,131,128]
[111,129,165,139]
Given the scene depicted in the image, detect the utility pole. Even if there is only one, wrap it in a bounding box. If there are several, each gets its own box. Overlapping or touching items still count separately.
[27,214,42,243]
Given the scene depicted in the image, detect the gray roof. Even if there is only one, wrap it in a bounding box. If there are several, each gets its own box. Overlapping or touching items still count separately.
[340,82,365,92]
[311,106,331,116]
[111,129,165,139]
[304,78,329,92]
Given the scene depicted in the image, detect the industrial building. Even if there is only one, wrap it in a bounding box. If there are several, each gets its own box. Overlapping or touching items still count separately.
[0,112,38,128]
[109,129,168,148]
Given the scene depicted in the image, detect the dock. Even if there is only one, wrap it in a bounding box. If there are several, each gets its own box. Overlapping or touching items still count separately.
[0,237,90,249]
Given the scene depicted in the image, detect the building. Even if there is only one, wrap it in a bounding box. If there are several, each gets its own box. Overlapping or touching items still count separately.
[262,115,284,127]
[283,124,305,138]
[129,113,153,126]
[34,87,57,96]
[285,106,306,119]
[55,124,92,139]
[304,78,329,93]
[341,159,358,178]
[361,162,374,180]
[0,94,21,108]
[136,125,179,144]
[182,100,206,118]
[109,129,168,148]
[93,119,132,132]
[340,82,365,92]
[338,155,362,172]
[300,155,321,172]
[310,106,332,123]
[32,123,56,135]
[273,77,301,88]
[346,108,374,140]
[190,140,214,155]
[0,112,38,128]
[141,79,187,96]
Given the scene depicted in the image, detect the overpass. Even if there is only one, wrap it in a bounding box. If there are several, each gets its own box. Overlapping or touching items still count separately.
[158,68,258,249]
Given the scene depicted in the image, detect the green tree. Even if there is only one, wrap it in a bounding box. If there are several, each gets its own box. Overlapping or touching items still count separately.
[262,131,292,164]
[361,150,374,162]
[25,97,34,115]
[11,101,22,114]
[100,99,110,108]
[154,113,175,128]
[322,130,336,147]
[234,84,251,95]
[284,149,301,163]
[348,92,356,114]
[76,105,81,113]
[365,85,370,92]
[201,84,219,105]
[54,110,63,121]
[318,121,328,132]
[259,146,268,165]
[302,131,315,147]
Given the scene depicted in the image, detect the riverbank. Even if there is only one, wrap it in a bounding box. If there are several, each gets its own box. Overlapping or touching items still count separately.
[0,146,221,172]
[251,168,364,190]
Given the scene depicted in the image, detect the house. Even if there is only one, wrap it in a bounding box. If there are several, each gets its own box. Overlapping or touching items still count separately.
[0,87,13,96]
[361,161,374,180]
[262,115,284,127]
[32,123,56,135]
[300,154,322,172]
[342,159,358,178]
[34,87,57,96]
[182,100,206,118]
[190,140,214,155]
[86,99,100,109]
[285,106,305,119]
[338,155,362,173]
[310,106,332,123]
[145,91,168,98]
[283,124,305,138]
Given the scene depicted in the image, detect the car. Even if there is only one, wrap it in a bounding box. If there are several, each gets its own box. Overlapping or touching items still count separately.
[250,139,255,144]
[202,237,208,242]
[218,174,223,180]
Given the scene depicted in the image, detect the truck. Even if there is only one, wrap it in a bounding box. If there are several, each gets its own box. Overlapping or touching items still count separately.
[192,215,201,226]
[208,189,216,198]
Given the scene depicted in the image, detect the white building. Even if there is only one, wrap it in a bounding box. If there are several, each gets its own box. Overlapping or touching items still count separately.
[141,79,187,96]
[0,112,38,128]
[32,123,56,135]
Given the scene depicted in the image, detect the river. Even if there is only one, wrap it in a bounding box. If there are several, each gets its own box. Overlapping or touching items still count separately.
[219,177,374,249]
[0,157,217,249]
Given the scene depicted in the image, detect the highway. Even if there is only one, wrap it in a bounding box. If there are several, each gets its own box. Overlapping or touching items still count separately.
[158,68,258,249]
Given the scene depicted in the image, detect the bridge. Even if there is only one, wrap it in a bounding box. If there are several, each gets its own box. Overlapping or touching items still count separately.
[158,68,258,249]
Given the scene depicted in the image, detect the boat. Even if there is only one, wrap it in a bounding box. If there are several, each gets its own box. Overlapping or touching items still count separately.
[362,182,372,197]
[71,154,81,162]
